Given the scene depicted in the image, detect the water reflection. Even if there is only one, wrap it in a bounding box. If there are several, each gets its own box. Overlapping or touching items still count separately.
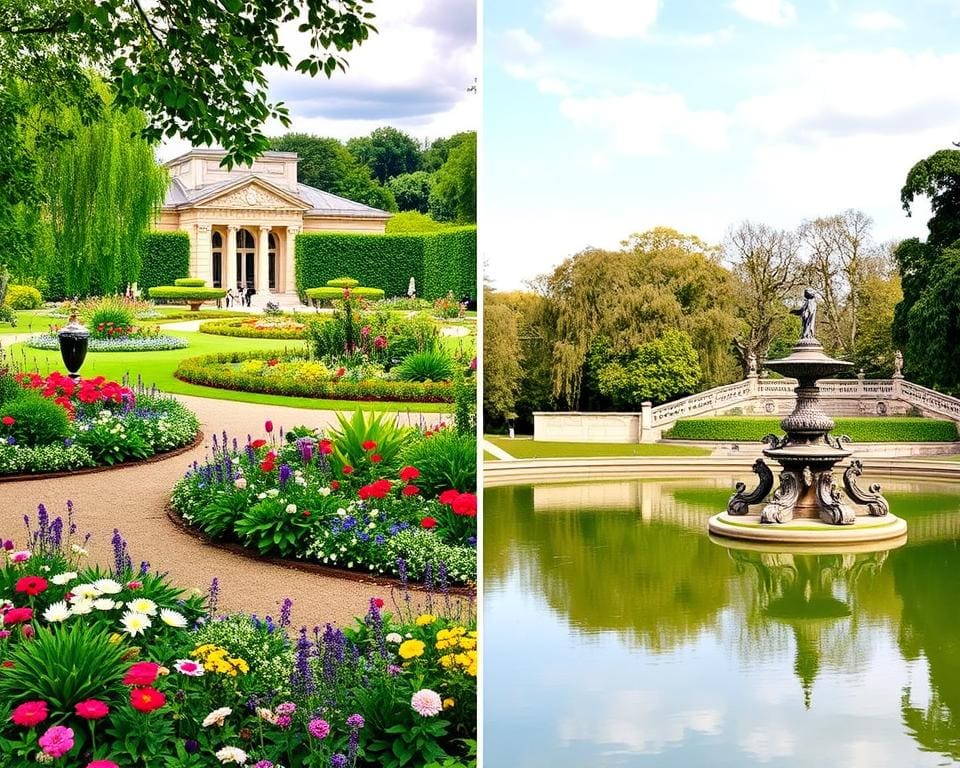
[485,479,960,766]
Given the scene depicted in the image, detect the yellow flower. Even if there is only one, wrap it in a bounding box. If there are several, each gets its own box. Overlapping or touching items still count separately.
[436,628,452,641]
[459,637,477,650]
[443,698,455,710]
[415,614,437,627]
[108,633,123,644]
[438,653,456,668]
[399,639,426,659]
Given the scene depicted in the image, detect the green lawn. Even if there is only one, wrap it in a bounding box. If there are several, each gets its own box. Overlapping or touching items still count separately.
[7,332,452,413]
[0,307,248,335]
[485,436,711,459]
[483,451,500,461]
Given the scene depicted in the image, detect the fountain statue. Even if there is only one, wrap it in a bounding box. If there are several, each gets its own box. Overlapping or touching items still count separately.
[708,288,907,544]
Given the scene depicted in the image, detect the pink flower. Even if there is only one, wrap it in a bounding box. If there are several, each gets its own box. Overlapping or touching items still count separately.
[11,700,48,727]
[174,659,205,677]
[265,420,274,433]
[10,551,31,563]
[410,689,443,717]
[75,700,109,720]
[87,761,120,768]
[308,718,330,739]
[38,725,74,757]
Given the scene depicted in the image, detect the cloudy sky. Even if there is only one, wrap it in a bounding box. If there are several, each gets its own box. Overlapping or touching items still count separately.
[159,0,477,160]
[484,0,959,288]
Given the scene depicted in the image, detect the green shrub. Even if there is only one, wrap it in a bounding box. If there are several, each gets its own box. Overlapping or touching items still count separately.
[0,391,71,446]
[327,277,360,288]
[401,430,477,495]
[664,416,959,442]
[139,231,190,291]
[89,302,136,332]
[4,284,43,309]
[174,277,206,287]
[295,228,477,300]
[305,316,346,357]
[148,286,226,303]
[0,305,15,326]
[394,350,456,382]
[0,374,21,406]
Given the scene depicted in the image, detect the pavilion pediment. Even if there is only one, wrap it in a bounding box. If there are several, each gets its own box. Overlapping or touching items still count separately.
[193,179,310,211]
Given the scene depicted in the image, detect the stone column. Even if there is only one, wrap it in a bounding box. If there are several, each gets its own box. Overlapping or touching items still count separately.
[285,225,300,296]
[258,226,272,295]
[195,223,211,283]
[640,401,653,443]
[226,225,238,293]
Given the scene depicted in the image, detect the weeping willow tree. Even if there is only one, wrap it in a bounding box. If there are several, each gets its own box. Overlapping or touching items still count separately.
[37,84,167,297]
[542,227,740,408]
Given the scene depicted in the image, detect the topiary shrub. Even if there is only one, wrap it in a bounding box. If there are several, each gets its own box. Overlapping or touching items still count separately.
[0,391,71,446]
[400,430,477,495]
[139,231,190,291]
[4,285,43,310]
[174,277,207,287]
[664,416,959,442]
[148,285,226,310]
[394,350,456,382]
[326,277,359,288]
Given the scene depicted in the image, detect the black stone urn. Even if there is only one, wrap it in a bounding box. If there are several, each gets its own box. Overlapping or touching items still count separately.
[58,310,90,382]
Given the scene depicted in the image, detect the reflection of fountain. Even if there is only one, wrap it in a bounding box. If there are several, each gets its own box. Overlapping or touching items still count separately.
[718,538,898,708]
[709,291,907,544]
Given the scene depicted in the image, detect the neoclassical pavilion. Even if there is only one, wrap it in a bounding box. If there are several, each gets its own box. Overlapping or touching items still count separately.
[154,149,391,297]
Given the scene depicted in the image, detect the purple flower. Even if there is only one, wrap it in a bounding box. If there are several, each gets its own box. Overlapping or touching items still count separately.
[275,701,296,716]
[298,439,314,464]
[185,739,199,754]
[279,598,293,629]
[387,664,402,676]
[330,754,348,768]
[6,436,15,445]
[291,627,315,695]
[276,714,292,728]
[308,718,330,739]
[278,463,292,487]
[346,714,364,729]
[254,761,274,768]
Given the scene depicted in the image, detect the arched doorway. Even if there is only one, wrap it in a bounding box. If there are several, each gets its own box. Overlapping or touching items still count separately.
[236,228,255,291]
[211,231,223,288]
[268,233,278,291]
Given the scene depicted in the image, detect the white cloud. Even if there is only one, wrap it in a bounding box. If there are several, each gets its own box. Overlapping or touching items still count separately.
[851,10,904,31]
[730,0,797,27]
[546,0,660,39]
[559,86,730,157]
[503,28,543,57]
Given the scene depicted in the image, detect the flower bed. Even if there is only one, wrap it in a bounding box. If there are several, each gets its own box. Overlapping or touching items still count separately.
[0,506,477,767]
[0,372,199,475]
[199,316,308,340]
[175,350,456,403]
[171,411,477,586]
[27,332,189,352]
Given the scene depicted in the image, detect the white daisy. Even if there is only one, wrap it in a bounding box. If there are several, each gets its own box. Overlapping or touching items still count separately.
[121,611,152,636]
[127,598,158,616]
[202,707,233,727]
[70,598,95,615]
[72,583,102,599]
[50,572,78,586]
[214,746,248,764]
[159,608,187,628]
[93,578,123,595]
[93,599,117,611]
[42,601,71,623]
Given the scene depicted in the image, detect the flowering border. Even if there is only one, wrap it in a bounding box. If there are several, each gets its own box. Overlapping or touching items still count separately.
[0,430,204,484]
[164,503,476,597]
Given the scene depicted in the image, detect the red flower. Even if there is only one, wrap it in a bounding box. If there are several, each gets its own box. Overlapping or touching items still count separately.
[420,517,437,529]
[302,510,311,517]
[452,493,477,517]
[3,607,33,625]
[11,700,48,727]
[75,699,109,720]
[264,420,274,434]
[126,581,142,590]
[1,416,14,426]
[14,576,48,596]
[399,466,420,482]
[358,479,392,500]
[251,439,267,449]
[130,687,166,713]
[267,358,278,366]
[335,367,346,378]
[438,489,460,506]
[342,465,354,475]
[330,480,341,491]
[123,662,160,686]
[319,439,333,455]
[373,598,384,608]
[260,452,276,473]
[402,485,420,497]
[370,454,382,463]
[362,440,377,451]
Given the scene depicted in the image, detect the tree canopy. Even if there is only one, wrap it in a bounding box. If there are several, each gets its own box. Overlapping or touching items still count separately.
[429,132,477,224]
[0,0,376,168]
[346,127,422,185]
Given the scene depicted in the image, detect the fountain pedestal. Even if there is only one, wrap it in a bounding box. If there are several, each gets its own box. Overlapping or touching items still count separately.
[708,336,907,544]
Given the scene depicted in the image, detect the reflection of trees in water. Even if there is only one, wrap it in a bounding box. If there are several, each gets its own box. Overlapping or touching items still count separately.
[893,540,960,760]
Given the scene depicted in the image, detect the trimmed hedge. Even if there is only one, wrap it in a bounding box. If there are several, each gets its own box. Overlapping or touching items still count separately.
[305,286,385,301]
[4,285,43,309]
[175,350,455,403]
[199,317,309,340]
[295,226,476,301]
[664,417,959,442]
[174,277,206,287]
[139,232,190,291]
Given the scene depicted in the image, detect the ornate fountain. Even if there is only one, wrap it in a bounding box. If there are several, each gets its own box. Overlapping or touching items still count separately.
[708,289,907,544]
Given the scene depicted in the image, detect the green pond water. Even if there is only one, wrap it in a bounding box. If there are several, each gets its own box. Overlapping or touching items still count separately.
[484,478,960,767]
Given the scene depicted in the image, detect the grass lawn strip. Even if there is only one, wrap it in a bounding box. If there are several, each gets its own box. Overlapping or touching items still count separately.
[485,436,711,458]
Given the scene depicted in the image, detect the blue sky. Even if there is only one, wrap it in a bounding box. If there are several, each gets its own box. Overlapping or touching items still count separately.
[483,0,960,288]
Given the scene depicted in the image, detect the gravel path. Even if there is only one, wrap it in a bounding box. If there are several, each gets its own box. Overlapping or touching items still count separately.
[0,395,450,629]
